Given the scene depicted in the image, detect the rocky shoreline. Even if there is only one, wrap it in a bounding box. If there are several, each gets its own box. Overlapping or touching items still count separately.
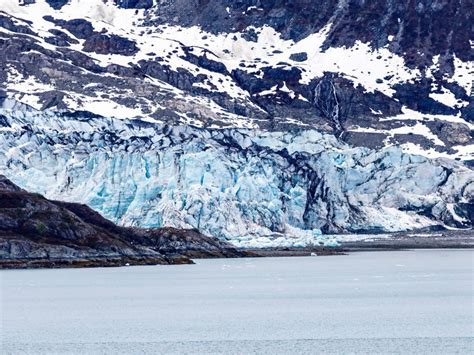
[2,236,472,269]
[5,231,472,269]
[0,255,189,270]
[245,230,474,257]
[339,230,474,251]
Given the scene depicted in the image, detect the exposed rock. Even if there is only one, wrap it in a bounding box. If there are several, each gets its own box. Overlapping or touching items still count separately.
[83,33,139,56]
[44,17,95,39]
[436,122,472,145]
[45,29,78,47]
[45,0,69,10]
[394,79,457,116]
[289,52,308,62]
[181,48,229,75]
[114,0,153,9]
[0,14,35,35]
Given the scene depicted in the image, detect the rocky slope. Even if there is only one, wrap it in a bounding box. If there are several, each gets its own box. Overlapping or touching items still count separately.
[0,175,244,268]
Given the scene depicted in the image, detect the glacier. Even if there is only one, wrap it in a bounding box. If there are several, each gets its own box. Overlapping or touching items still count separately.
[0,99,473,246]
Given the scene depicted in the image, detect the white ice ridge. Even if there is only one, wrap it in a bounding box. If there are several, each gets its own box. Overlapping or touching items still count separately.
[1,100,473,247]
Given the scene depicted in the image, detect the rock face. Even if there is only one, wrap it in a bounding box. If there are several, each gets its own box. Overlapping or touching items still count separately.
[0,175,244,268]
[83,33,139,55]
[1,101,472,247]
[44,0,68,10]
[114,0,153,9]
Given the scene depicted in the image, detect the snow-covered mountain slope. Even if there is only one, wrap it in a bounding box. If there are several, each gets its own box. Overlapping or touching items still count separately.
[1,100,473,246]
[0,0,473,158]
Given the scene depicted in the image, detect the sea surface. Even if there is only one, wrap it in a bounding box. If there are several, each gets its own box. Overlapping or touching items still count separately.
[1,250,473,354]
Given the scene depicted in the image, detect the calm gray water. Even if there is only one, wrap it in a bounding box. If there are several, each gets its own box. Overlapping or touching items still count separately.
[1,250,473,354]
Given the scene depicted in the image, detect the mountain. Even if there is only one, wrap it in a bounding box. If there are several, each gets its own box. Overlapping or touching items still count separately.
[0,0,472,246]
[0,0,472,157]
[0,175,244,268]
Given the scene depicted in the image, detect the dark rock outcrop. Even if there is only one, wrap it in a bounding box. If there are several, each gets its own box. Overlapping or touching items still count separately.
[83,33,139,56]
[114,0,154,9]
[0,14,35,35]
[43,17,95,39]
[45,0,69,10]
[45,29,78,47]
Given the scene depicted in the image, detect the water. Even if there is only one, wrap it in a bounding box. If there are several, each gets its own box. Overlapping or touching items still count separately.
[1,250,473,354]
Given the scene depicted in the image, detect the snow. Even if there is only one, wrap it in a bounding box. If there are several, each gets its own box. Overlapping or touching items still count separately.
[296,38,420,96]
[396,143,466,160]
[380,106,474,130]
[370,108,383,115]
[245,6,262,13]
[62,93,147,121]
[429,87,468,108]
[425,54,473,96]
[1,0,257,126]
[350,121,446,147]
[2,0,142,35]
[446,203,467,223]
[155,23,420,97]
[279,82,296,99]
[447,55,473,95]
[5,65,56,110]
[258,85,278,96]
